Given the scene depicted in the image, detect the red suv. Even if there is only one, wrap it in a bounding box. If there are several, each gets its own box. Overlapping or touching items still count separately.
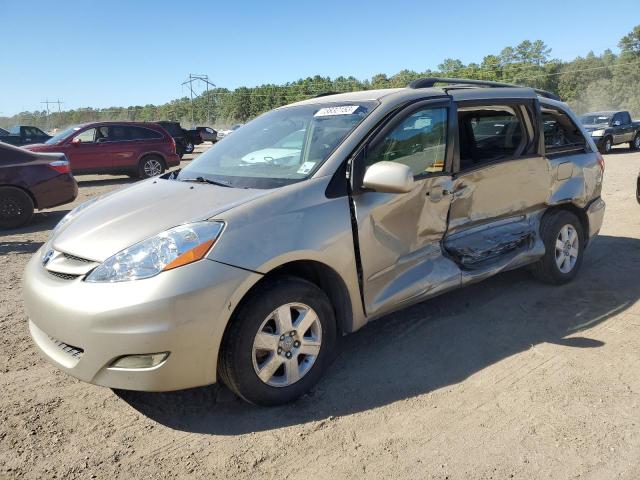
[24,122,180,178]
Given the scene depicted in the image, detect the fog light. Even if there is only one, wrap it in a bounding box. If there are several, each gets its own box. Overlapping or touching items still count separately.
[109,352,169,369]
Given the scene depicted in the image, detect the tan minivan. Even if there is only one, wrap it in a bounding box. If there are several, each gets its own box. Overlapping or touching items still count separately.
[23,79,605,405]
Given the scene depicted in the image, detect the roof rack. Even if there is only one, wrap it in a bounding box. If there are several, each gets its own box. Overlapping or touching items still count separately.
[407,77,561,101]
[313,91,340,98]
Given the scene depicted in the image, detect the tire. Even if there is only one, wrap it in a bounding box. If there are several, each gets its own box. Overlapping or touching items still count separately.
[137,156,165,179]
[0,186,34,229]
[218,276,337,406]
[630,134,640,151]
[531,210,585,285]
[599,136,613,154]
[184,142,194,154]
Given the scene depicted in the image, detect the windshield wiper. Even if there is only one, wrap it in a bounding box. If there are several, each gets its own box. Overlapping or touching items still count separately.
[180,176,232,188]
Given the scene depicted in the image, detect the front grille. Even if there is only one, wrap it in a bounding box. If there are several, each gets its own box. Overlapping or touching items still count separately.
[49,337,84,359]
[48,271,80,280]
[62,253,93,263]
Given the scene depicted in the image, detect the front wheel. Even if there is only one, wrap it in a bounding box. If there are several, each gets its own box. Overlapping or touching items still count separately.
[600,136,613,154]
[218,276,337,406]
[184,142,194,154]
[531,210,584,285]
[0,186,34,229]
[137,156,165,179]
[630,134,640,151]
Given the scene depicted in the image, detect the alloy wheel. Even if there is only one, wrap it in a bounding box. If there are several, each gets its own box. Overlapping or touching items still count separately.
[555,224,579,273]
[143,159,163,177]
[251,302,322,387]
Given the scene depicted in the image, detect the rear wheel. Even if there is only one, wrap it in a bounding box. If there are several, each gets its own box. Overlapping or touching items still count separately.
[0,186,34,229]
[184,142,194,154]
[630,134,640,151]
[218,276,337,406]
[531,210,584,285]
[137,156,165,179]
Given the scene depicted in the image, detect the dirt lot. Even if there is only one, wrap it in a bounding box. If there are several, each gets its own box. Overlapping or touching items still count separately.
[1,145,640,479]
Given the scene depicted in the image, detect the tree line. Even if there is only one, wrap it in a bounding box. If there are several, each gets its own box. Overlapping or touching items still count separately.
[2,25,639,131]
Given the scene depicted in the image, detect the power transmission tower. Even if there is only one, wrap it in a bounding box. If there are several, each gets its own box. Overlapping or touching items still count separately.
[41,99,64,130]
[181,74,216,127]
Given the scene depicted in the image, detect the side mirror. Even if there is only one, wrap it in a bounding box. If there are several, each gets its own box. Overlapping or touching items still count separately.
[613,120,621,127]
[72,137,82,144]
[362,161,414,194]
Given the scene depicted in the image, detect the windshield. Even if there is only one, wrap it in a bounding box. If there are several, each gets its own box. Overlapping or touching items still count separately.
[45,125,82,144]
[580,114,611,126]
[178,101,377,188]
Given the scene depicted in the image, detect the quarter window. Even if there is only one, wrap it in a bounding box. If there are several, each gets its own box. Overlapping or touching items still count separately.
[367,106,448,176]
[542,107,586,154]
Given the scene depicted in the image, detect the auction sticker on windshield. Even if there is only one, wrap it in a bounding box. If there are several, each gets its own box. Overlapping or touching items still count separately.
[314,106,360,117]
[297,161,316,175]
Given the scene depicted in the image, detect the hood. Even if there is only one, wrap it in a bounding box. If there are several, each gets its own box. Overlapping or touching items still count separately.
[52,178,271,261]
[581,124,608,131]
[241,147,301,164]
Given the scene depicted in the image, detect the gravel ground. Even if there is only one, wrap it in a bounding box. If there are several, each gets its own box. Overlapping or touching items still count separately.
[1,145,640,479]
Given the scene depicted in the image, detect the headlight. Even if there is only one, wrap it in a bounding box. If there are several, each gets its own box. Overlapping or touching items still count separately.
[54,197,99,233]
[85,221,224,283]
[591,129,605,137]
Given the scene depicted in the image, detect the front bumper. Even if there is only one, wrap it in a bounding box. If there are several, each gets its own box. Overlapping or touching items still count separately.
[23,251,261,391]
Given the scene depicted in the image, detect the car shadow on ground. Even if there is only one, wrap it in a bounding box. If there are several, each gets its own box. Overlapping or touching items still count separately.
[117,234,640,435]
[1,209,70,237]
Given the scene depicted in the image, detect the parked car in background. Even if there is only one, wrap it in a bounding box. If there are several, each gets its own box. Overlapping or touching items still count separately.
[580,110,640,153]
[157,121,201,156]
[23,79,605,406]
[0,127,9,135]
[0,142,77,229]
[216,123,243,140]
[194,126,218,143]
[0,125,51,146]
[23,122,180,178]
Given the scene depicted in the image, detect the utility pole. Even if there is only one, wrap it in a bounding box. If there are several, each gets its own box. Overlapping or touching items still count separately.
[181,74,216,127]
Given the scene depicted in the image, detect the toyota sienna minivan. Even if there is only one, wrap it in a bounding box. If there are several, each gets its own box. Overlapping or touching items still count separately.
[23,79,605,406]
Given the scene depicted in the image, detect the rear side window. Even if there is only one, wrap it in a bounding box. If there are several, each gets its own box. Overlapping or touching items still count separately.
[110,125,129,141]
[366,106,448,176]
[542,107,586,155]
[129,126,163,140]
[458,106,526,170]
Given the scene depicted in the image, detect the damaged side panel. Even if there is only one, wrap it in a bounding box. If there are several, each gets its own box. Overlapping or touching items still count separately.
[444,215,539,269]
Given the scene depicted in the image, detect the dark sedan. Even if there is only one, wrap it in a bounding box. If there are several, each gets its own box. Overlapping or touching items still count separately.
[0,142,77,229]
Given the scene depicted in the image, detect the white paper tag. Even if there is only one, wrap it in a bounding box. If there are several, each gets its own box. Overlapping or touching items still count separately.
[297,161,316,174]
[314,105,359,117]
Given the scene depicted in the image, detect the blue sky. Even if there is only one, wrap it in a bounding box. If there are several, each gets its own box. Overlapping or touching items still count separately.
[1,0,638,116]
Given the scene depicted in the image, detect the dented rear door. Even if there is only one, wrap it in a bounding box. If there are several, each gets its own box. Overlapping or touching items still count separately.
[445,99,550,269]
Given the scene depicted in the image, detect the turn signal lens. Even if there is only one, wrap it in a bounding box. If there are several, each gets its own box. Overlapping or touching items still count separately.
[163,238,216,271]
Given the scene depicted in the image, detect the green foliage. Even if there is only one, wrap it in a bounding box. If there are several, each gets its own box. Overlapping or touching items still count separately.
[2,26,640,131]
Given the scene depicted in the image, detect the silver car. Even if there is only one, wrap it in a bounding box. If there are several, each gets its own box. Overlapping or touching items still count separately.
[23,79,606,406]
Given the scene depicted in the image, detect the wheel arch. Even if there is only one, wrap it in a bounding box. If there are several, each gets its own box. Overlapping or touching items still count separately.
[226,259,354,339]
[138,152,167,168]
[542,203,589,243]
[0,183,38,209]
